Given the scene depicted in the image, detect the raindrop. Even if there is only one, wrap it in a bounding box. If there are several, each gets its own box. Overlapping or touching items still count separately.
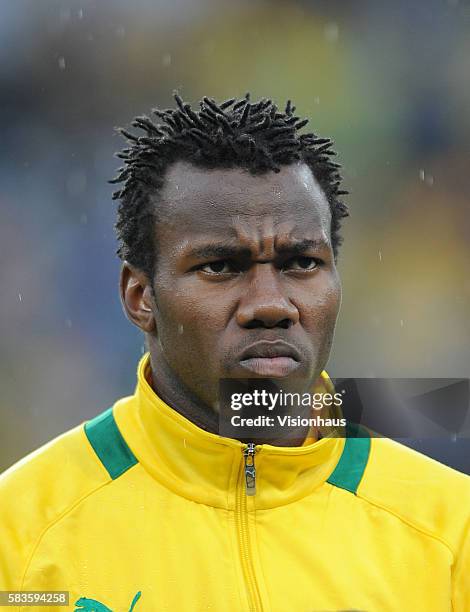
[65,318,72,328]
[80,213,88,225]
[178,324,184,334]
[419,169,434,186]
[58,57,66,70]
[141,345,145,355]
[378,250,382,262]
[400,319,404,327]
[183,439,187,448]
[162,53,171,67]
[324,22,339,43]
[77,8,84,19]
[18,293,22,302]
[115,25,125,38]
[314,96,320,105]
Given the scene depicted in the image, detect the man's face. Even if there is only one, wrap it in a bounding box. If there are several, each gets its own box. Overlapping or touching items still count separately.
[149,160,341,408]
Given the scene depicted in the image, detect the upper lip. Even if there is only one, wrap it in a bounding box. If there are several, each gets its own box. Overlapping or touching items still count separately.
[239,341,301,362]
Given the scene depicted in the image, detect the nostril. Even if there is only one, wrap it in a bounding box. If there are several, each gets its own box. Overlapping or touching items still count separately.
[244,319,264,329]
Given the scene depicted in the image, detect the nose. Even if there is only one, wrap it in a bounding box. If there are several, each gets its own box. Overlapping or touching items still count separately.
[236,263,300,329]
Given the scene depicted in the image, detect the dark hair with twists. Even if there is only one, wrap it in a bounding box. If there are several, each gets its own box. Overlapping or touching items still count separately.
[110,92,349,283]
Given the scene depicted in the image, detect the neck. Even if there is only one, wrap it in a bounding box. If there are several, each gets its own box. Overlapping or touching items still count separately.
[147,346,318,448]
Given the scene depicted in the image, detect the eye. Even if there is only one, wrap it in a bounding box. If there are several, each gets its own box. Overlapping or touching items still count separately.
[199,260,237,274]
[284,256,320,271]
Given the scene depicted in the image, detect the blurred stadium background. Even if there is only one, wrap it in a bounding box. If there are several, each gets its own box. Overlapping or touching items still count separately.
[1,0,469,472]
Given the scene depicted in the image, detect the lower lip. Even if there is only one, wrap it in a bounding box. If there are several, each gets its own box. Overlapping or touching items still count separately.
[239,356,300,377]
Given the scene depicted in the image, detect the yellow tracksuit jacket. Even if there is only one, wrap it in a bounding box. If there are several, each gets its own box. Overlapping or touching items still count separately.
[1,352,470,611]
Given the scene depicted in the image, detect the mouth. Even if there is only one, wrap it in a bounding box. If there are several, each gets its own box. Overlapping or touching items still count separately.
[238,341,301,377]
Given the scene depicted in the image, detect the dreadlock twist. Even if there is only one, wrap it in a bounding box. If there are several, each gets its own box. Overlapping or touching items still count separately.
[110,92,349,282]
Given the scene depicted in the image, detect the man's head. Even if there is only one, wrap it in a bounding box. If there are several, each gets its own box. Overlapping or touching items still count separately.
[112,93,348,413]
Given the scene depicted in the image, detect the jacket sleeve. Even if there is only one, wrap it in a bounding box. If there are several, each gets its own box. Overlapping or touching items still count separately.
[0,470,32,592]
[0,450,50,594]
[452,520,470,611]
[0,518,27,591]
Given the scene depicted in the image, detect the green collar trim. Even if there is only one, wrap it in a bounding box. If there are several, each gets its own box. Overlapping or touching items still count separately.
[84,406,138,479]
[84,408,369,491]
[327,422,371,494]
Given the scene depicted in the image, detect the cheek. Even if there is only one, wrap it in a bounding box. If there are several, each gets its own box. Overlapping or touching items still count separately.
[300,277,341,334]
[154,285,229,356]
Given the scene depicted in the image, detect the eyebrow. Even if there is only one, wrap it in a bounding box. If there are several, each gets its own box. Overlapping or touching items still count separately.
[187,239,330,260]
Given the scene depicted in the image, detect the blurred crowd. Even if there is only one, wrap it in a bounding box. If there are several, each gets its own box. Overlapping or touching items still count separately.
[1,0,469,471]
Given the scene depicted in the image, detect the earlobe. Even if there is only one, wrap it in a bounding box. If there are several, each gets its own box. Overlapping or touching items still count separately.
[119,261,156,333]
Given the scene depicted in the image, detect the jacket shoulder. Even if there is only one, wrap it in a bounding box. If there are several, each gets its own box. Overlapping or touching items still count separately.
[359,436,470,554]
[0,417,111,588]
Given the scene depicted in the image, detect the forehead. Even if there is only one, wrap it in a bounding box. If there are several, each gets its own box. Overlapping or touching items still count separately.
[154,161,332,246]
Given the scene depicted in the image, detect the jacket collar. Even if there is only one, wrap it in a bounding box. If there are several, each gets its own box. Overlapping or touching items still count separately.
[113,353,345,510]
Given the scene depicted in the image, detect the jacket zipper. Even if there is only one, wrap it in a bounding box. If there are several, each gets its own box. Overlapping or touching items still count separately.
[235,443,263,612]
[244,443,257,496]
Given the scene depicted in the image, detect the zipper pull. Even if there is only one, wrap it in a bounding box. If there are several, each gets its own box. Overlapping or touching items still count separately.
[243,443,257,496]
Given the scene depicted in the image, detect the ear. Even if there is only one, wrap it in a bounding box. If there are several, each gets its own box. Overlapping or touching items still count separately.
[119,261,156,333]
